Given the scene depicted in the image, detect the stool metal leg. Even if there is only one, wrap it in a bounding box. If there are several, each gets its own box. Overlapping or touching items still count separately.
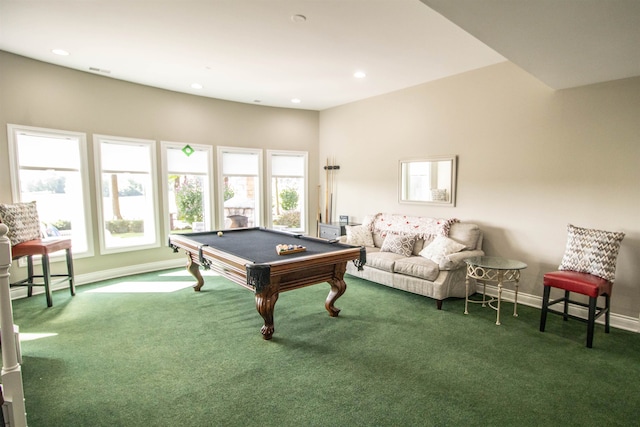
[539,286,550,332]
[66,247,75,296]
[604,295,611,334]
[41,253,53,307]
[26,255,34,297]
[586,296,597,348]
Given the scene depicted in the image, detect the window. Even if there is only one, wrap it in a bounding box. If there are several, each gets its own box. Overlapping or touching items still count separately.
[94,135,159,253]
[7,124,93,255]
[267,150,307,233]
[217,147,262,229]
[161,142,214,234]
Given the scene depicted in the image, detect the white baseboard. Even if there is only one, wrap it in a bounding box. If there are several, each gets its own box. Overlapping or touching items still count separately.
[479,284,639,333]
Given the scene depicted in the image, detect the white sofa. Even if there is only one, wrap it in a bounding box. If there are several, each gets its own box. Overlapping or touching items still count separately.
[341,213,484,309]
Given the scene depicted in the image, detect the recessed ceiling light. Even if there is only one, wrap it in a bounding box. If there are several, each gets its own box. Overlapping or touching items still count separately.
[191,83,203,89]
[52,49,69,56]
[291,98,301,104]
[354,71,366,79]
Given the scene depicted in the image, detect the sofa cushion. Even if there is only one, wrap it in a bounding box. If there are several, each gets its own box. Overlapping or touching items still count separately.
[419,235,466,264]
[393,256,440,282]
[365,251,405,273]
[372,232,385,248]
[0,201,42,246]
[448,223,481,250]
[380,233,416,257]
[345,225,375,247]
[412,237,434,256]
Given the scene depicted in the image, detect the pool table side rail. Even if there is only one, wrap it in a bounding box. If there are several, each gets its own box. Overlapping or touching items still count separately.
[169,234,251,289]
[168,233,366,292]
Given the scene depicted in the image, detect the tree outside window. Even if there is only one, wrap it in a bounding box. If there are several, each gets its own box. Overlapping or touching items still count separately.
[268,151,307,233]
[94,135,159,253]
[164,143,213,234]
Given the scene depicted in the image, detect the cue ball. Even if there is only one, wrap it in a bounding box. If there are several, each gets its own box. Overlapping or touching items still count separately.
[217,231,223,236]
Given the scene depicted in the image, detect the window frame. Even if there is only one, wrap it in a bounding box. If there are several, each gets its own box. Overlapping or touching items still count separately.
[7,123,94,257]
[160,141,215,237]
[93,134,160,254]
[216,146,263,229]
[266,150,308,234]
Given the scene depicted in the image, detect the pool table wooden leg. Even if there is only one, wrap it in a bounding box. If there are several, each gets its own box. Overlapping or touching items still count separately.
[185,253,205,291]
[255,285,279,340]
[326,264,347,317]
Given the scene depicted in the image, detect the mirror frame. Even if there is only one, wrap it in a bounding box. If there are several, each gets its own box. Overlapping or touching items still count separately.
[398,155,457,207]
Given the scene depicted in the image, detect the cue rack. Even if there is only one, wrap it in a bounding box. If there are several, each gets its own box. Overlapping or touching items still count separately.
[321,157,340,233]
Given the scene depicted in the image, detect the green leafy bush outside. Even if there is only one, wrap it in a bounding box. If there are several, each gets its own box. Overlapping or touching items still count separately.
[175,178,203,225]
[279,188,299,211]
[273,211,300,228]
[224,185,235,202]
[106,219,144,234]
[51,219,71,230]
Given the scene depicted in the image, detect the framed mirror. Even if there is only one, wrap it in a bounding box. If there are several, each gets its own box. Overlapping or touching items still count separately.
[399,155,457,206]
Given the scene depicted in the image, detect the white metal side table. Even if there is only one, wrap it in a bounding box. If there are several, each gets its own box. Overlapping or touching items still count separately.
[464,256,527,325]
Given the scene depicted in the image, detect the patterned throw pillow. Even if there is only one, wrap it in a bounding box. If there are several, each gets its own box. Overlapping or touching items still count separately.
[380,233,416,257]
[0,201,42,246]
[345,225,375,247]
[418,235,466,264]
[558,224,625,282]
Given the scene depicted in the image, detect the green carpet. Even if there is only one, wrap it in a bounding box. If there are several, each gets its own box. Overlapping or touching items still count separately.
[9,268,640,426]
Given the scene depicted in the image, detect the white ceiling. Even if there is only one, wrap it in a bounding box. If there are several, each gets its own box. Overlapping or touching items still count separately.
[422,0,640,90]
[1,0,639,111]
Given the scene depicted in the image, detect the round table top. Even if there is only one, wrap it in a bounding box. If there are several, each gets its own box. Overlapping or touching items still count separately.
[465,256,527,270]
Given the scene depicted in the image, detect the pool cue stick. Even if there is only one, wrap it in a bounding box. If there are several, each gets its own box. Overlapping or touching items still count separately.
[330,156,336,223]
[325,158,329,223]
[329,157,334,222]
[316,185,321,237]
[332,156,336,222]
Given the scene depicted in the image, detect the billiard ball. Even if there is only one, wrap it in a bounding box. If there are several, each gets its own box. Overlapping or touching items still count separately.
[217,231,223,237]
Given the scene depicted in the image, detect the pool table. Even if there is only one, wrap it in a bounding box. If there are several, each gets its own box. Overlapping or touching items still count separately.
[168,227,366,340]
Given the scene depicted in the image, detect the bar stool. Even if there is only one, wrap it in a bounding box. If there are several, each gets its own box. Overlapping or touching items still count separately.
[539,224,624,348]
[0,201,75,307]
[10,238,75,307]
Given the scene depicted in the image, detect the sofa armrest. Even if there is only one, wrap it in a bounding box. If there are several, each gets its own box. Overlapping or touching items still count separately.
[439,249,485,270]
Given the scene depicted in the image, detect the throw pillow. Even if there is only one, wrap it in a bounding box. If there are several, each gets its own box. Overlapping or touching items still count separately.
[380,233,416,257]
[0,201,42,246]
[558,224,625,282]
[419,235,466,264]
[345,225,374,247]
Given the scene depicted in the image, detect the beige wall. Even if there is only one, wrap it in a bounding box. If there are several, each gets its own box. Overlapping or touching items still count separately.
[319,61,640,320]
[0,52,319,278]
[2,51,638,322]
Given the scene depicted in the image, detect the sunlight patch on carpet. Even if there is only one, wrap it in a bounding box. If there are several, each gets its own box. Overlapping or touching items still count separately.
[20,332,58,342]
[87,281,195,293]
[159,270,220,277]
